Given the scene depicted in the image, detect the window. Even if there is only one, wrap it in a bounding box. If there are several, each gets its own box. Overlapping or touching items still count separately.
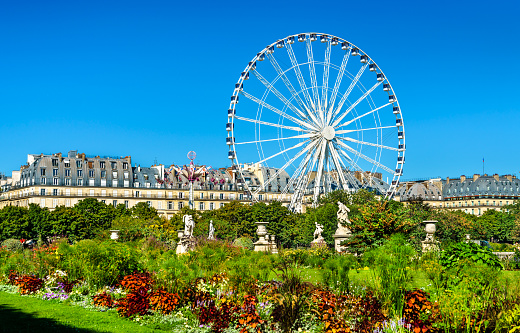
[89,179,95,186]
[65,178,70,186]
[77,189,82,196]
[220,203,225,208]
[200,193,204,199]
[52,159,58,166]
[76,160,82,168]
[123,162,128,169]
[210,193,214,199]
[259,194,263,201]
[41,169,46,176]
[77,178,83,186]
[135,191,141,197]
[65,199,70,207]
[65,169,71,177]
[101,179,107,187]
[52,199,58,208]
[199,202,205,210]
[40,177,46,185]
[101,200,106,204]
[113,190,117,197]
[146,201,152,207]
[219,193,224,200]
[77,170,83,177]
[124,171,129,179]
[147,191,151,198]
[65,189,70,196]
[40,189,46,196]
[113,200,117,207]
[101,170,106,178]
[209,202,214,210]
[100,161,105,169]
[53,169,59,176]
[53,178,59,185]
[168,201,174,210]
[158,201,162,209]
[53,189,58,196]
[89,189,94,196]
[112,171,117,178]
[64,160,70,168]
[168,192,173,198]
[101,190,106,197]
[239,194,244,200]
[230,193,235,200]
[178,202,183,209]
[89,170,95,178]
[124,190,129,197]
[124,200,129,208]
[111,162,117,169]
[40,198,46,207]
[112,179,118,187]
[179,192,184,199]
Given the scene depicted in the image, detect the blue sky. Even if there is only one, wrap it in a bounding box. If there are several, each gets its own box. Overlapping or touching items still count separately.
[1,0,519,180]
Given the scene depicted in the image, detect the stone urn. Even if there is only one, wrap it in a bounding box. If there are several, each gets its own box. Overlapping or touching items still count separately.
[424,221,437,234]
[422,220,439,252]
[109,230,120,240]
[254,221,271,252]
[270,234,278,254]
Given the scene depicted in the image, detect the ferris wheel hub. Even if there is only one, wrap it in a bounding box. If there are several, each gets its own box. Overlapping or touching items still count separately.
[321,126,336,141]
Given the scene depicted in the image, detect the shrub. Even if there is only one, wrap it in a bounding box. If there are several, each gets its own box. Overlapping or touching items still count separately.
[149,288,180,314]
[14,274,43,295]
[92,291,114,308]
[232,237,254,251]
[1,238,23,252]
[117,287,150,317]
[440,241,503,270]
[120,272,153,293]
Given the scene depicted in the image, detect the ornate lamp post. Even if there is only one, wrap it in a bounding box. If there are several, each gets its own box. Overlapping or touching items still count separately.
[174,151,210,209]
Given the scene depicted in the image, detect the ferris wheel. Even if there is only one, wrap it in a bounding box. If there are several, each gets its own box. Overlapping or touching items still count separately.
[226,32,405,210]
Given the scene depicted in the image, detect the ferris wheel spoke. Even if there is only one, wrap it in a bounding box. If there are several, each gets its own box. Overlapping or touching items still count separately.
[321,40,332,110]
[240,90,319,131]
[328,141,349,190]
[328,63,368,123]
[253,139,318,195]
[335,125,395,135]
[266,53,309,112]
[329,50,351,112]
[234,115,309,133]
[256,139,311,165]
[281,147,314,195]
[285,43,315,109]
[249,70,310,122]
[234,133,314,145]
[334,103,392,129]
[312,140,327,204]
[331,81,383,128]
[305,39,320,110]
[335,139,396,173]
[337,135,397,151]
[334,152,361,190]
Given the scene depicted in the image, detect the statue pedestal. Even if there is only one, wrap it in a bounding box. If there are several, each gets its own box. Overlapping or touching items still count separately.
[176,230,196,255]
[254,221,271,252]
[421,220,439,253]
[311,237,327,248]
[332,227,351,252]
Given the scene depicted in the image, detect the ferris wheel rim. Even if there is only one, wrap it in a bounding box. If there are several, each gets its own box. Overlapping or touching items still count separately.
[227,32,405,205]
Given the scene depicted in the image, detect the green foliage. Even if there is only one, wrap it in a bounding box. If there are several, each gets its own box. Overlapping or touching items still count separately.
[232,237,254,250]
[1,238,23,252]
[479,209,516,242]
[343,200,416,253]
[72,198,117,239]
[440,241,503,270]
[364,234,416,317]
[131,202,159,221]
[321,254,355,293]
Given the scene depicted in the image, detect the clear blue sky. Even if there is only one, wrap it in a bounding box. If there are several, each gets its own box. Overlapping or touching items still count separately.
[1,0,519,180]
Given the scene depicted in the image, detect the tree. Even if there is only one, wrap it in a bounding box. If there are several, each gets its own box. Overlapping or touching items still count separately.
[0,206,29,241]
[343,200,416,253]
[26,204,51,240]
[131,202,159,221]
[478,209,516,242]
[73,198,116,239]
[50,206,86,241]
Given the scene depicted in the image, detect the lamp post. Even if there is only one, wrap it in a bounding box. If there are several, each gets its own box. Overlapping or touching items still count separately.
[174,151,209,210]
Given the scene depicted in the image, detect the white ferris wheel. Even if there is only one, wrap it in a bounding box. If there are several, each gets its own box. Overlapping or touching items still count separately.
[226,32,405,210]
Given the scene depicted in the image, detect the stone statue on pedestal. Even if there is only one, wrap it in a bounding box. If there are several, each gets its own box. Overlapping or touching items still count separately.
[208,220,215,240]
[333,201,353,252]
[177,215,196,254]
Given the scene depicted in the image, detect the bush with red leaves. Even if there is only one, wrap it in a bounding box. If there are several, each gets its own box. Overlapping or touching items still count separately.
[117,287,150,318]
[149,289,180,314]
[119,272,152,293]
[92,291,114,308]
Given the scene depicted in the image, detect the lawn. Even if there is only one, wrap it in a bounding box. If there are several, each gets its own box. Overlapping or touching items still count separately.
[0,291,159,333]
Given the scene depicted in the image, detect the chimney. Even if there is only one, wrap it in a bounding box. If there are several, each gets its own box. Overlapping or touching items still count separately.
[460,175,466,182]
[473,174,480,181]
[506,174,513,181]
[446,177,450,184]
[493,174,499,181]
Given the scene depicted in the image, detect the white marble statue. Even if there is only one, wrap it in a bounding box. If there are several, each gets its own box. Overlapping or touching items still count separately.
[208,220,215,240]
[183,214,195,237]
[313,222,324,240]
[337,201,351,230]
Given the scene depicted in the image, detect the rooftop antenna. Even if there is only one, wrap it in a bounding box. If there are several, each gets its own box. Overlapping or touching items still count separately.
[154,157,158,166]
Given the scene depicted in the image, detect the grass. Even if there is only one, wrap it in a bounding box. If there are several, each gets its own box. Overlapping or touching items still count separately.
[0,291,159,333]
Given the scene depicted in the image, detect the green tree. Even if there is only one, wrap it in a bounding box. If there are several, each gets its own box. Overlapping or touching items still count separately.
[72,198,116,239]
[0,206,29,241]
[478,209,516,242]
[131,202,159,221]
[26,204,51,240]
[50,206,86,241]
